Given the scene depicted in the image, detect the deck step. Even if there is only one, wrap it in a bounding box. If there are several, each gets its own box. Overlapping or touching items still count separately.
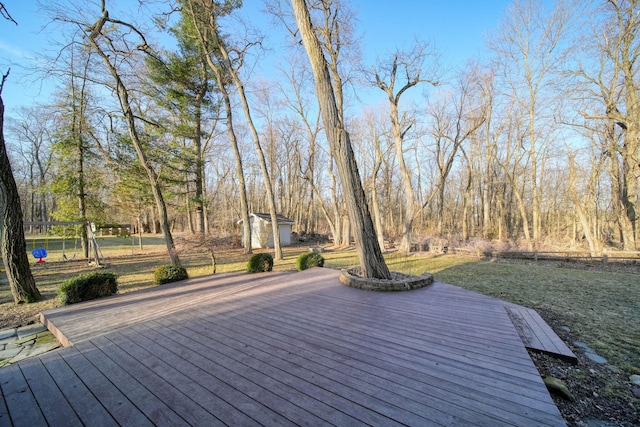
[506,305,577,363]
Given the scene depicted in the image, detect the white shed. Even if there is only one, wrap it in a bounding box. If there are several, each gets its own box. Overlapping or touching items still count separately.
[238,213,295,249]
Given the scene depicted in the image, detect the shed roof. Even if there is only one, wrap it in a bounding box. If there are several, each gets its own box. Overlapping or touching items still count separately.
[238,212,295,225]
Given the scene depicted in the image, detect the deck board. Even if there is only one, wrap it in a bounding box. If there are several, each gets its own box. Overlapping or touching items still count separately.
[213,300,562,424]
[166,308,544,426]
[1,268,568,426]
[128,323,323,426]
[17,358,82,426]
[506,305,577,362]
[0,365,47,427]
[73,340,189,426]
[106,331,262,426]
[88,335,226,426]
[36,351,117,427]
[59,346,155,426]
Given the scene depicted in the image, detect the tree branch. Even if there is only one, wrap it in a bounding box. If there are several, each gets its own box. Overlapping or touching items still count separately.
[0,2,17,25]
[0,69,8,95]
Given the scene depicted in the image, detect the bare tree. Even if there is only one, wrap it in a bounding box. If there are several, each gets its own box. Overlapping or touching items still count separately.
[567,149,603,255]
[182,0,285,258]
[290,0,390,278]
[277,54,343,242]
[490,0,572,245]
[7,106,55,227]
[210,50,252,252]
[572,0,640,250]
[420,69,486,236]
[373,40,440,253]
[355,107,392,251]
[496,104,535,248]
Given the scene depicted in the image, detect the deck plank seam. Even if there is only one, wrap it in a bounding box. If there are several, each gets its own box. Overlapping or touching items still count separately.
[128,320,374,427]
[153,312,525,427]
[166,300,564,422]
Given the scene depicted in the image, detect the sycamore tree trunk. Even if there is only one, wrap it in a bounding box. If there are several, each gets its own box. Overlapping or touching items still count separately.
[389,102,415,253]
[218,77,252,253]
[291,0,390,279]
[221,51,283,260]
[568,153,602,256]
[0,72,41,303]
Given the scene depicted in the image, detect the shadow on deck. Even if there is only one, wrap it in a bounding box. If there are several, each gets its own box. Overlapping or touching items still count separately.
[1,268,568,426]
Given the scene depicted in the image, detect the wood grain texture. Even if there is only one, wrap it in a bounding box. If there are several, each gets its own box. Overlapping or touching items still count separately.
[2,268,567,426]
[506,305,577,362]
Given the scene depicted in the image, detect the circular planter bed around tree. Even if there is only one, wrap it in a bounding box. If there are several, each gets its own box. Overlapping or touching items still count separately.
[339,268,434,291]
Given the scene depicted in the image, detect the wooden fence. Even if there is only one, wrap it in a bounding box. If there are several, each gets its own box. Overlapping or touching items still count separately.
[452,247,640,264]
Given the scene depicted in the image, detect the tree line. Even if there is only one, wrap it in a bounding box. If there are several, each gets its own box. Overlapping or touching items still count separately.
[2,0,639,300]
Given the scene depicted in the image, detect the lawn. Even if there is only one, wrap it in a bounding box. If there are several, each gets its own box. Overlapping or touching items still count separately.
[2,238,639,377]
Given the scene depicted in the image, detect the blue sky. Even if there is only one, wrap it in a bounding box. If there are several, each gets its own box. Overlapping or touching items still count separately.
[0,0,513,117]
[351,0,511,63]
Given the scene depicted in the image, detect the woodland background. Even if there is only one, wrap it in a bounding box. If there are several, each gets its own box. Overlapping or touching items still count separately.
[4,0,639,256]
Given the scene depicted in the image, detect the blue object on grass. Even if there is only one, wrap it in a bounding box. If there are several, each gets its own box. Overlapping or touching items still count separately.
[32,248,47,263]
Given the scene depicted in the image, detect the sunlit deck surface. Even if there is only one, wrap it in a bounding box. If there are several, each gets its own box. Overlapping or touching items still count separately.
[2,268,567,426]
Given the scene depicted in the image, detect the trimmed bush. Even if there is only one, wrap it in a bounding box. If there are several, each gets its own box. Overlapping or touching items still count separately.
[247,253,274,273]
[58,272,118,305]
[297,252,325,271]
[154,264,189,285]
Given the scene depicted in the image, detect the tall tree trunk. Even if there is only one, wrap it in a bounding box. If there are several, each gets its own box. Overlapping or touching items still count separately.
[193,91,206,238]
[373,45,439,253]
[462,168,473,241]
[620,69,640,250]
[568,153,600,256]
[210,63,251,254]
[370,185,386,252]
[513,186,533,250]
[308,180,339,245]
[530,101,541,246]
[390,102,415,253]
[224,61,283,259]
[341,213,351,247]
[327,161,342,245]
[370,155,386,252]
[69,49,92,259]
[86,11,180,265]
[291,0,390,279]
[0,72,41,303]
[180,0,252,253]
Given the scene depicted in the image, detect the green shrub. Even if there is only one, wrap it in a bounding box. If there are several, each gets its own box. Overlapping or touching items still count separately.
[247,253,274,273]
[154,264,189,285]
[58,272,118,305]
[297,252,325,271]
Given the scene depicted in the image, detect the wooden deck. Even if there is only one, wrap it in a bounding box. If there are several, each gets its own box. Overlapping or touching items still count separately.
[1,268,567,426]
[505,305,577,362]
